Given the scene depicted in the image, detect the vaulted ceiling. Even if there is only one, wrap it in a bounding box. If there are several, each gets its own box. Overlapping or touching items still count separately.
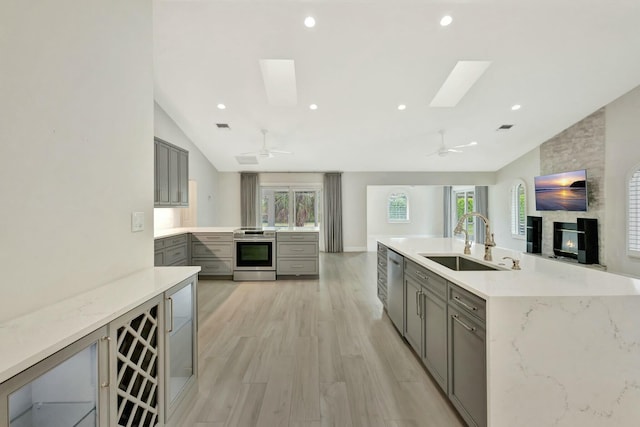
[154,0,640,172]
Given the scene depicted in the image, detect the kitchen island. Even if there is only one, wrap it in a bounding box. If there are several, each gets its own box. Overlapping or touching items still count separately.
[379,237,640,427]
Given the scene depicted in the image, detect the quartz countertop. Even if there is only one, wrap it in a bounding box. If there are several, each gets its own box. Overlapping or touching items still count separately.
[154,226,320,239]
[0,266,200,384]
[378,237,640,298]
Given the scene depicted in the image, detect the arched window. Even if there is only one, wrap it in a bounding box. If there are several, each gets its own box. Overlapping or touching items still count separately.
[511,180,526,238]
[628,168,640,254]
[388,192,409,223]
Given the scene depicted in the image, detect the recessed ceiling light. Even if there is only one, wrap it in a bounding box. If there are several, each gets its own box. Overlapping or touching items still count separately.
[304,16,316,28]
[397,104,406,111]
[217,103,226,110]
[440,15,453,27]
[309,104,318,110]
[511,104,522,111]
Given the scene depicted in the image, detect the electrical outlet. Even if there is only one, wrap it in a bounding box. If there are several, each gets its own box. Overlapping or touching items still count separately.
[131,212,144,232]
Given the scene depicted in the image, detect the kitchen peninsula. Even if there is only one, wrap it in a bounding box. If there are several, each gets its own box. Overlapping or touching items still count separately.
[378,237,640,427]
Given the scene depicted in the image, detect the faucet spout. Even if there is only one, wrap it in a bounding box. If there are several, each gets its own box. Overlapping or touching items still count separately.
[453,212,496,261]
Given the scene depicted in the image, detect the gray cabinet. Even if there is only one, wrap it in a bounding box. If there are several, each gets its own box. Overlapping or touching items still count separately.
[447,284,487,427]
[376,243,388,308]
[164,276,197,421]
[191,232,234,277]
[155,234,189,267]
[276,232,319,276]
[154,137,188,207]
[403,259,448,392]
[0,327,109,426]
[386,250,404,333]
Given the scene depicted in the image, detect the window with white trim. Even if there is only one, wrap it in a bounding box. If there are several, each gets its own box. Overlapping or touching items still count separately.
[628,168,640,254]
[388,192,409,223]
[261,186,321,228]
[511,181,526,238]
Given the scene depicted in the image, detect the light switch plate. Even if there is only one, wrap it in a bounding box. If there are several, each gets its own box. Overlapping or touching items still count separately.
[131,212,144,232]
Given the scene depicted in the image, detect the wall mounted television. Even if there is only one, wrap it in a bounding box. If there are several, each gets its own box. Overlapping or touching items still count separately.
[534,169,588,211]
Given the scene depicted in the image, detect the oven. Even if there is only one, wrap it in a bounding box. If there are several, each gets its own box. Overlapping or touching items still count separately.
[233,228,276,281]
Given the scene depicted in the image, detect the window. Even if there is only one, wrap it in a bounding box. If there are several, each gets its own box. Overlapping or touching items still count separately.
[511,181,526,238]
[388,192,409,222]
[261,186,320,228]
[628,168,640,254]
[454,189,474,241]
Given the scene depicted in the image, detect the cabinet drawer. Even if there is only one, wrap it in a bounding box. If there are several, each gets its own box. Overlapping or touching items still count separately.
[155,239,165,250]
[277,242,318,257]
[277,258,319,275]
[192,233,233,243]
[405,260,447,299]
[191,242,233,258]
[165,244,187,265]
[377,253,387,270]
[165,234,188,248]
[169,259,188,266]
[377,242,388,256]
[449,284,486,322]
[377,286,388,306]
[191,258,233,275]
[377,276,387,292]
[277,232,319,242]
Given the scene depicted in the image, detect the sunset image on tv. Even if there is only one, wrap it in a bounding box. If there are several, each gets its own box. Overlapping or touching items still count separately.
[534,170,587,211]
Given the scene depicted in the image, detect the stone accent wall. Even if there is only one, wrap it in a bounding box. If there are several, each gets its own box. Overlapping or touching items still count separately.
[539,108,605,263]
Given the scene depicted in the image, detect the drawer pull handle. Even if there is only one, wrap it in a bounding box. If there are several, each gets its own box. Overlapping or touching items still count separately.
[390,260,400,265]
[415,272,428,281]
[292,265,304,268]
[452,314,476,332]
[454,295,478,311]
[101,336,111,388]
[290,249,304,252]
[167,297,174,333]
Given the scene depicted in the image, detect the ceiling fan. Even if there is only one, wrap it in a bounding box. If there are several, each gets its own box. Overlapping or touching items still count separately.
[428,130,478,157]
[241,129,293,159]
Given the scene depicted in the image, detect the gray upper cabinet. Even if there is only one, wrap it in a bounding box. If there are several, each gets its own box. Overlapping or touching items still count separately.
[155,137,188,207]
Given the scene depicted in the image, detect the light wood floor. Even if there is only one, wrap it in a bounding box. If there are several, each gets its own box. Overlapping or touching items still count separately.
[175,252,464,427]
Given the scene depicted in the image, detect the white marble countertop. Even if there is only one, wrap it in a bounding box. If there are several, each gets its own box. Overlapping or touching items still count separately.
[154,226,320,239]
[0,266,201,384]
[378,237,640,298]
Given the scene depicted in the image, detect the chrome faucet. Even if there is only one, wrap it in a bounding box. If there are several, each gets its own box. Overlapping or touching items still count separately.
[453,212,496,261]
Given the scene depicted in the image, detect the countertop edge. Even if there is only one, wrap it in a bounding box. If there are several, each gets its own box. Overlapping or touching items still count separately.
[0,266,201,384]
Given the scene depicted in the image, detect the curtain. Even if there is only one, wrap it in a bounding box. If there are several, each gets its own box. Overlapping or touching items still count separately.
[443,186,452,237]
[240,172,259,227]
[475,186,489,243]
[324,172,343,253]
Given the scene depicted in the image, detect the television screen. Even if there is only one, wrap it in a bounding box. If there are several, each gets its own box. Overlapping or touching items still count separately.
[534,169,588,211]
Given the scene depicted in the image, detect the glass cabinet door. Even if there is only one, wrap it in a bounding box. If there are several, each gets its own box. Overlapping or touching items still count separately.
[165,278,197,419]
[1,327,108,427]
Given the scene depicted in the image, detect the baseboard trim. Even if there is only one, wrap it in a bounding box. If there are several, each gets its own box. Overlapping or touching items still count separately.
[344,246,367,252]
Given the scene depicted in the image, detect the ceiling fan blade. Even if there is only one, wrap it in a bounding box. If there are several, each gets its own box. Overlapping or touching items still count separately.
[454,142,478,148]
[240,150,260,156]
[448,148,463,153]
[268,149,293,155]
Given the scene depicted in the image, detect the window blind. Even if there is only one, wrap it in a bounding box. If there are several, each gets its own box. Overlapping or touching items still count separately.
[629,171,640,252]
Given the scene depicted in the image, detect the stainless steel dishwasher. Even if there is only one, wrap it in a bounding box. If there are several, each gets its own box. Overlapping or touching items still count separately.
[386,250,404,333]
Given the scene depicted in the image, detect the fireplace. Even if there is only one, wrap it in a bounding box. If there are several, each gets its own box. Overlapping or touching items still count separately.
[553,219,599,264]
[553,222,579,259]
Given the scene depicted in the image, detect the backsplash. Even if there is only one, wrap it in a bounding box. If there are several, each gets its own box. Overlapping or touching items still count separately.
[154,208,182,230]
[539,108,605,264]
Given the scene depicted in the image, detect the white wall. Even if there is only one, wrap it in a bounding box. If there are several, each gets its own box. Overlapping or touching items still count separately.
[343,172,496,251]
[490,148,541,251]
[217,172,241,226]
[154,102,220,227]
[0,1,153,322]
[605,85,640,276]
[366,186,443,251]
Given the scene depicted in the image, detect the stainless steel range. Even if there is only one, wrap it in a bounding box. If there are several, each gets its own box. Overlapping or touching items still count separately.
[233,227,276,281]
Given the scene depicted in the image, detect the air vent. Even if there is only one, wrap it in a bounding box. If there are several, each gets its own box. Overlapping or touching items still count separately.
[235,155,258,165]
[216,123,230,129]
[497,124,514,130]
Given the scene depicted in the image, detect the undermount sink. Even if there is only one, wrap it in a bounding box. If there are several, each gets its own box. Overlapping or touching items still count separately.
[423,255,504,271]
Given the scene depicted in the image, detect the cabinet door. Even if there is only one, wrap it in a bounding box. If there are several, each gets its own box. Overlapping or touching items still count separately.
[165,277,197,421]
[155,141,170,206]
[168,147,180,205]
[109,296,163,427]
[404,278,423,356]
[0,327,109,427]
[448,308,486,427]
[422,289,448,392]
[178,150,189,206]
